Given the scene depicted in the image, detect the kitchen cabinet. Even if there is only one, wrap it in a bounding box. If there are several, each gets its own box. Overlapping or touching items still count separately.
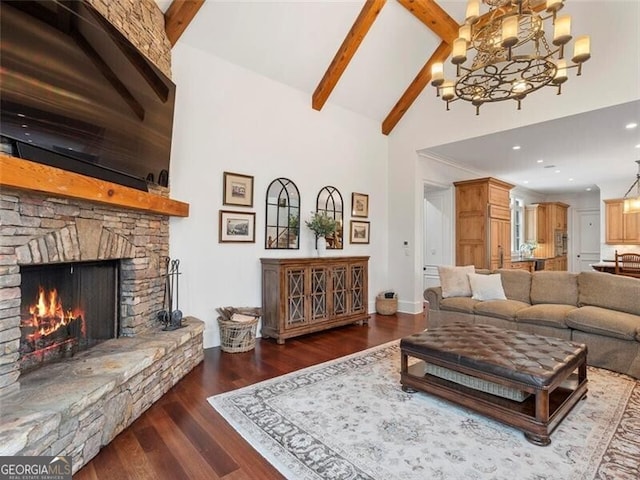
[605,199,640,244]
[454,177,514,270]
[525,202,568,270]
[260,256,369,344]
[525,204,547,244]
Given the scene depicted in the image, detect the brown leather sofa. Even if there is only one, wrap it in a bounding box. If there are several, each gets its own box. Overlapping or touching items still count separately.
[424,270,640,379]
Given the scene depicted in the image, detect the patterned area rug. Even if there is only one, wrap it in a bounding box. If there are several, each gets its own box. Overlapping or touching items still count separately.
[208,342,640,480]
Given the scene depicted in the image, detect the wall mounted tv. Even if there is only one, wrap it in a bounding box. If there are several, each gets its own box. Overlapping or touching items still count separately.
[0,0,176,191]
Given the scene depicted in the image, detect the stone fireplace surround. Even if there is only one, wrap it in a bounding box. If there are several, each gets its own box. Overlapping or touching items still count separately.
[0,187,203,473]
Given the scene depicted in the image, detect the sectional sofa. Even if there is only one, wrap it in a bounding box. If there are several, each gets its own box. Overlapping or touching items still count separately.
[424,269,640,379]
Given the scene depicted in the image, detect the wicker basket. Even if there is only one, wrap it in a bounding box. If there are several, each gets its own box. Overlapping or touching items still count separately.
[375,294,398,315]
[216,307,261,353]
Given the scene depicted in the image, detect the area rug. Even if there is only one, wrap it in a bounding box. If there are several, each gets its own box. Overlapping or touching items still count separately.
[208,342,640,480]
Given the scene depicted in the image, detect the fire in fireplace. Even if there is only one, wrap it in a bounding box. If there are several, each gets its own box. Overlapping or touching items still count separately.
[19,261,119,373]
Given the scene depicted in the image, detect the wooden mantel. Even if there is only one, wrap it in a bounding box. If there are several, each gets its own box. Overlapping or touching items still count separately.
[0,154,189,217]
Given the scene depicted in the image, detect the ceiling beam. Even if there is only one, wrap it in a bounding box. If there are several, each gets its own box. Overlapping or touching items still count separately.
[380,0,458,135]
[164,0,205,47]
[396,0,459,44]
[382,41,451,135]
[312,0,387,111]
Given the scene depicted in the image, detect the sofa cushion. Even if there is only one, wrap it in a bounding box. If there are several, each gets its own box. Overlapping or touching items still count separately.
[515,304,576,329]
[530,271,578,306]
[578,271,640,316]
[496,269,531,304]
[566,306,640,341]
[440,296,480,314]
[468,273,507,301]
[474,300,529,320]
[438,265,475,298]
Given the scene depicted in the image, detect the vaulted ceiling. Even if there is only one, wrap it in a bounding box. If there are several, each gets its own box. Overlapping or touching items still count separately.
[158,0,640,195]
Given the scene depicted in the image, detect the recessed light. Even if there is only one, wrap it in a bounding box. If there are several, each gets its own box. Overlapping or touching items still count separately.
[21,124,27,128]
[586,187,592,191]
[625,122,638,129]
[17,113,25,118]
[523,180,529,184]
[24,132,30,136]
[555,169,561,173]
[512,145,521,150]
[635,144,640,149]
[536,159,544,163]
[569,178,574,181]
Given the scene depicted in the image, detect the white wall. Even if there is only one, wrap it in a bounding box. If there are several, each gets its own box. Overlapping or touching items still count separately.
[168,44,388,348]
[388,1,640,310]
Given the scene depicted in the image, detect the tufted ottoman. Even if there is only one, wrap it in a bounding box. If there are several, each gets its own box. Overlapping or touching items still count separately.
[400,322,588,445]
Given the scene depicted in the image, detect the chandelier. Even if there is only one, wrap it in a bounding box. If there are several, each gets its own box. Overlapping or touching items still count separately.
[623,160,640,214]
[431,0,591,114]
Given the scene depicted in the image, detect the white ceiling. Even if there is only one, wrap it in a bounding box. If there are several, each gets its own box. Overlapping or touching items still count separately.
[156,0,640,195]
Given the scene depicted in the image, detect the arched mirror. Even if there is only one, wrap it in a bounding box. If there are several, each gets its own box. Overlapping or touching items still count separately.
[265,178,300,249]
[316,186,343,249]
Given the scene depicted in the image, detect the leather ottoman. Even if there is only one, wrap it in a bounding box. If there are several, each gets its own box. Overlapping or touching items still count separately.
[400,322,588,445]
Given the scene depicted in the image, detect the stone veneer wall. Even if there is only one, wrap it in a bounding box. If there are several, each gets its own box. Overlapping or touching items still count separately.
[86,0,172,78]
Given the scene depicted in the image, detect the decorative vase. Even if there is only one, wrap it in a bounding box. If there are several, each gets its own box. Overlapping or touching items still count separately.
[316,236,327,256]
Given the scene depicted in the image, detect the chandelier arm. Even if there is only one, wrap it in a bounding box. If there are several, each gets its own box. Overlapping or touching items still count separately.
[623,177,640,198]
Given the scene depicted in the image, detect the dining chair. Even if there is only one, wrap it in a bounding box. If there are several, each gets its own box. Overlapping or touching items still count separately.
[614,250,640,278]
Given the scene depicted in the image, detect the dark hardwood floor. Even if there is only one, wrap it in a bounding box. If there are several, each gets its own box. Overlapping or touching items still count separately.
[74,311,428,479]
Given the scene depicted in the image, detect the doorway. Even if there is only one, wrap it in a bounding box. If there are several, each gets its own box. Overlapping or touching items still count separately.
[423,183,454,290]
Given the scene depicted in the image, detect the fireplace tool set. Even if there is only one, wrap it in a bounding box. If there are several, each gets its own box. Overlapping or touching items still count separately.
[158,257,184,331]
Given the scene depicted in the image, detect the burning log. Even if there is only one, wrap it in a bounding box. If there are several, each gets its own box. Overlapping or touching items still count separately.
[19,286,85,372]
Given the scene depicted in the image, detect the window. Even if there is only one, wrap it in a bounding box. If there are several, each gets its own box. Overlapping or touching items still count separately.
[511,197,524,253]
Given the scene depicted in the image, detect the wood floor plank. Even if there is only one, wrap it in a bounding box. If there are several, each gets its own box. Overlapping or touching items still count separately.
[133,425,191,480]
[76,312,427,479]
[112,429,158,480]
[162,400,239,477]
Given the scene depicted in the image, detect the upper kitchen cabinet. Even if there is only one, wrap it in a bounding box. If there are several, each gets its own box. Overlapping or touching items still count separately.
[605,199,640,244]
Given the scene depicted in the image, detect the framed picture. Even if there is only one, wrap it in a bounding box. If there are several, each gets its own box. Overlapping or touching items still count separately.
[351,192,369,218]
[219,210,256,243]
[350,220,370,244]
[223,172,254,207]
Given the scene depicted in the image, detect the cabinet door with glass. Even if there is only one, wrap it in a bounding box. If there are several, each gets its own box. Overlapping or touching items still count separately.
[349,261,367,315]
[285,266,308,329]
[309,264,330,323]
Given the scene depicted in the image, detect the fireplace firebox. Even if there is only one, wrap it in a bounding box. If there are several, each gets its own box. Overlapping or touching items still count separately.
[19,260,119,373]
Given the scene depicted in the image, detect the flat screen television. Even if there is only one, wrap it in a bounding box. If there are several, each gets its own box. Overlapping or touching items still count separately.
[0,0,176,191]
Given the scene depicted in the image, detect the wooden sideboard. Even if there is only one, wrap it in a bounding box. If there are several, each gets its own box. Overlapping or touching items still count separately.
[260,256,369,344]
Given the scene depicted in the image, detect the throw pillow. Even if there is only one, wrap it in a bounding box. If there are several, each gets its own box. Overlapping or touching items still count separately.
[438,265,475,298]
[468,273,507,301]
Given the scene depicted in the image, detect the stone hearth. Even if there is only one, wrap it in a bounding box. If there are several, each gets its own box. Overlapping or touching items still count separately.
[0,318,203,473]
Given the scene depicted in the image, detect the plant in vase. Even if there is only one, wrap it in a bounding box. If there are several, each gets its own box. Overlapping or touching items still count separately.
[305,211,337,254]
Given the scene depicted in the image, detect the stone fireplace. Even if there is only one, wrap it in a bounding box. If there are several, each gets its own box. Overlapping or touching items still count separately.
[0,188,170,394]
[0,186,202,472]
